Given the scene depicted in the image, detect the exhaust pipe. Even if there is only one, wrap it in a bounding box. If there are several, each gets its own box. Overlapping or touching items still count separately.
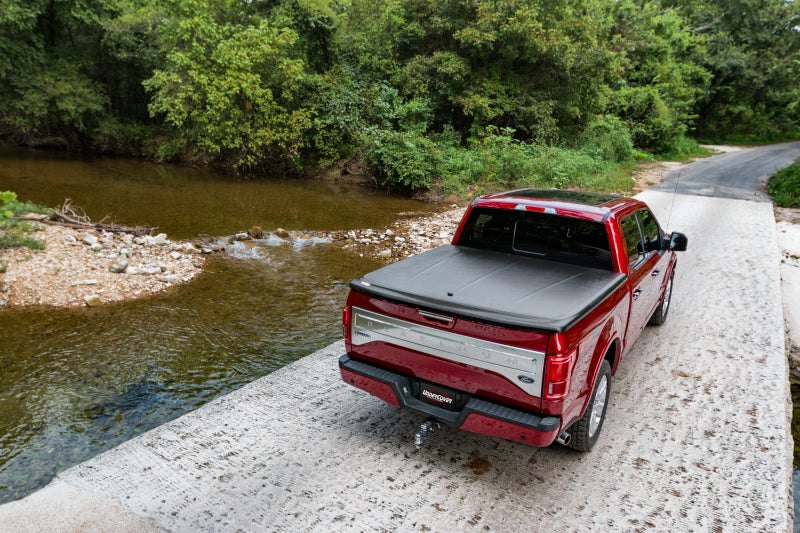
[556,432,571,446]
[414,418,440,449]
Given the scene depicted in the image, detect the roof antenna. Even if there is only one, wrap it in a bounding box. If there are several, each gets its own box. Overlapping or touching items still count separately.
[666,167,682,231]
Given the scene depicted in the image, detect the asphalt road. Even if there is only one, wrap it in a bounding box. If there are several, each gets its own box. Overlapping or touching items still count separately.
[0,144,795,532]
[653,142,800,202]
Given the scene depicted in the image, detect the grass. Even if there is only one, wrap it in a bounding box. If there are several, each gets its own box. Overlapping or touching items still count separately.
[434,136,713,200]
[767,162,800,208]
[0,193,51,251]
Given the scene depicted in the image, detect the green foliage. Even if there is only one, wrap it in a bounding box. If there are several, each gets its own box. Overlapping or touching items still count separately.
[674,0,800,140]
[0,191,17,221]
[143,0,313,169]
[579,117,634,163]
[767,163,800,208]
[0,0,113,140]
[363,128,437,189]
[430,129,615,194]
[0,191,48,250]
[1,0,799,186]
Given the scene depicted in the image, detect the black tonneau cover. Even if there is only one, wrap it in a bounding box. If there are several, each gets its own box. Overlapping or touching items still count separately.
[351,245,627,333]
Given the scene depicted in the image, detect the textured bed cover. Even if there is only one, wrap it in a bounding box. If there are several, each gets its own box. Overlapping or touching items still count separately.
[351,245,627,333]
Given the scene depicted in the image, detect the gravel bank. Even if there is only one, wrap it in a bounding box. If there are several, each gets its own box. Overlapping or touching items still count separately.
[0,222,208,307]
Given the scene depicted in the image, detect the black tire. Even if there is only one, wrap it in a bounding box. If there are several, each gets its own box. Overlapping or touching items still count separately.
[566,359,611,452]
[649,271,674,326]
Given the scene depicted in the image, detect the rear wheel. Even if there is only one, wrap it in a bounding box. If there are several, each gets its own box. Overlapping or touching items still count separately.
[649,271,673,326]
[566,360,611,452]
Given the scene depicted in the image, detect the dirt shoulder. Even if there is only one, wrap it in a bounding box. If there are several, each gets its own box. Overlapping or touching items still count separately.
[0,221,208,308]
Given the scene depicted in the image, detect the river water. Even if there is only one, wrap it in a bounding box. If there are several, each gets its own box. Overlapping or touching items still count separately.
[0,148,439,504]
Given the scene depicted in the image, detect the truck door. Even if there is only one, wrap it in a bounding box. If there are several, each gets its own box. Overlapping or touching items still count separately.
[619,214,659,337]
[634,208,671,315]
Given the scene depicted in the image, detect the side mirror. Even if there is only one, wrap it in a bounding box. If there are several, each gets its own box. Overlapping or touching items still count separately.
[668,232,688,252]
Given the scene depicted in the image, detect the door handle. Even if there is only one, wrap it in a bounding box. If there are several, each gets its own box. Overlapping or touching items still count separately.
[651,269,660,277]
[633,289,643,300]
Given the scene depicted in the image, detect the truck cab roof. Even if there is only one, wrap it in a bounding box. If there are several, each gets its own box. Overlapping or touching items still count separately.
[475,188,643,223]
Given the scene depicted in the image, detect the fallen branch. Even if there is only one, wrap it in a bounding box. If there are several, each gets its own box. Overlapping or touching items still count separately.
[13,198,157,236]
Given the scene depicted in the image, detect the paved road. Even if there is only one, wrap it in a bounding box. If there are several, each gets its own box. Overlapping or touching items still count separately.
[0,145,794,532]
[653,142,800,202]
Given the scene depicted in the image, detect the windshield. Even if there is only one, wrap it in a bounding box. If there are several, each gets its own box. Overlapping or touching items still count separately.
[456,207,613,271]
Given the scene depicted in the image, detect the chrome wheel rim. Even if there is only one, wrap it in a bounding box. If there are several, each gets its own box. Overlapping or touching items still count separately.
[588,375,608,438]
[662,276,673,316]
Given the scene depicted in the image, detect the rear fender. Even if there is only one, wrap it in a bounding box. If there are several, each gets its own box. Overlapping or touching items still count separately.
[577,323,619,421]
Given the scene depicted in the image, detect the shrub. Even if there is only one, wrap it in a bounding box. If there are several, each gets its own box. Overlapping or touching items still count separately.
[580,116,634,163]
[767,163,800,208]
[0,191,15,221]
[362,128,439,190]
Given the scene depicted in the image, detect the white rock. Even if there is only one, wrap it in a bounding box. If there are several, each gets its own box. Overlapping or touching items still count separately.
[153,233,169,245]
[156,275,180,284]
[82,235,98,246]
[109,259,128,274]
[122,234,134,244]
[378,250,392,258]
[84,294,101,307]
[170,251,182,260]
[71,279,99,286]
[141,266,162,275]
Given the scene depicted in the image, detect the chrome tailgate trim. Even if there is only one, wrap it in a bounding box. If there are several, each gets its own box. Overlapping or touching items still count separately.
[351,307,544,397]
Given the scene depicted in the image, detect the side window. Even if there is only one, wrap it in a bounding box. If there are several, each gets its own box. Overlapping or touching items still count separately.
[636,209,661,253]
[620,215,643,268]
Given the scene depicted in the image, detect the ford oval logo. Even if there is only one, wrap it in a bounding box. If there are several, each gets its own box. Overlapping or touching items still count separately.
[517,375,535,384]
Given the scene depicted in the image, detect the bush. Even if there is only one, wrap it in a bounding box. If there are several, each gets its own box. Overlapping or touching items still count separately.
[0,191,15,221]
[362,128,439,190]
[0,191,49,250]
[434,129,615,194]
[767,163,800,208]
[580,116,634,163]
[608,86,687,155]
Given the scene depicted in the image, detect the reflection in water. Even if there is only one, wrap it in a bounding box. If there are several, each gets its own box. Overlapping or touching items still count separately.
[0,148,429,503]
[0,248,383,503]
[0,147,439,238]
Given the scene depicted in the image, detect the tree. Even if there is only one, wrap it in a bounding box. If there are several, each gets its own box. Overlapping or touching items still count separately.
[673,0,800,139]
[142,0,313,169]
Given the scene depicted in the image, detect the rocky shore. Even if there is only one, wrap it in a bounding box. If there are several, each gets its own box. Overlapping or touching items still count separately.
[0,223,210,308]
[333,205,464,262]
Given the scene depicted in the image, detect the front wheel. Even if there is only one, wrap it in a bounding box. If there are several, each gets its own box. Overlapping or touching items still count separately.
[566,360,611,452]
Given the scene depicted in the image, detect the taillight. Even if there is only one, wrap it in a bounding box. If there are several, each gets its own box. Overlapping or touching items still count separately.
[342,305,351,343]
[544,348,576,400]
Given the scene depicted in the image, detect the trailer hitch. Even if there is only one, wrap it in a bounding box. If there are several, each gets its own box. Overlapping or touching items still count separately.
[414,418,441,449]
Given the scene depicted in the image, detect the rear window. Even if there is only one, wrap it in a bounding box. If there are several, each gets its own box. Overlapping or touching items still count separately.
[457,207,613,270]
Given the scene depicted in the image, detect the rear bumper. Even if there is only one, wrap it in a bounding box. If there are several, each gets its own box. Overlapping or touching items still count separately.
[339,354,561,447]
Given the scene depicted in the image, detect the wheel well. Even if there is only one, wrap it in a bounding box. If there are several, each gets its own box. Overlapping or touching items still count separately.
[604,340,619,374]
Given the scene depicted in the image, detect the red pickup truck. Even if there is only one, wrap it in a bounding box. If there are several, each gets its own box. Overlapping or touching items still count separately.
[339,189,687,451]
